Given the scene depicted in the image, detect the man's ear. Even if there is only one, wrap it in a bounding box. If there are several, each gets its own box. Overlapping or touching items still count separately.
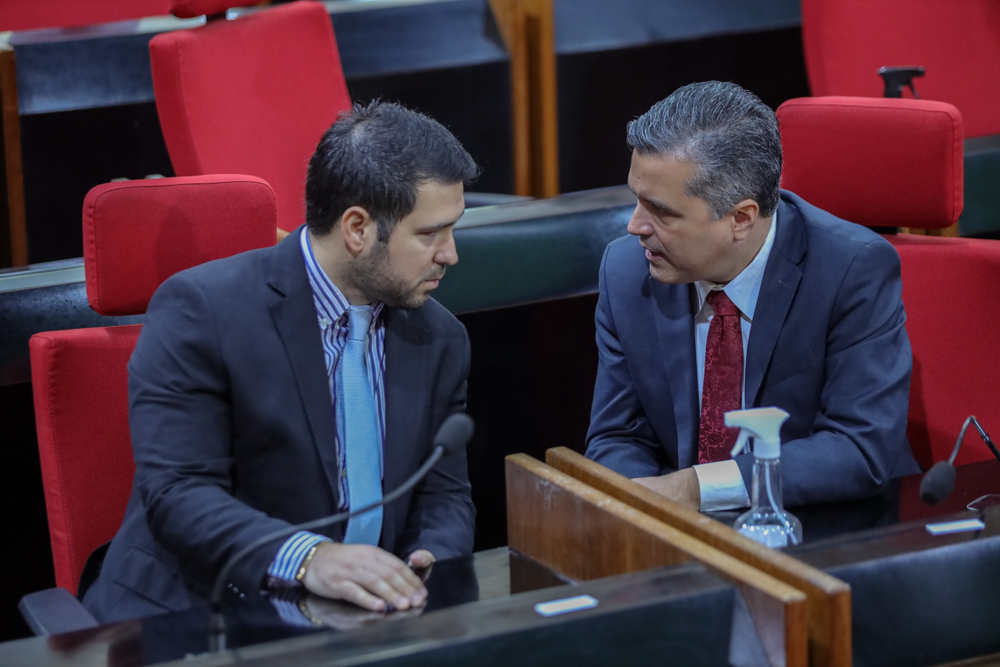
[339,206,376,257]
[731,199,761,241]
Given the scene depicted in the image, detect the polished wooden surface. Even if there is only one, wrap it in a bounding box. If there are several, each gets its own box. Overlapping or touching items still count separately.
[0,46,27,268]
[488,0,559,198]
[546,446,852,667]
[506,453,808,667]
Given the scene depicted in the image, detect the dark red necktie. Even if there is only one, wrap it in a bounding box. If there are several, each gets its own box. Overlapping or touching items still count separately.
[698,290,743,464]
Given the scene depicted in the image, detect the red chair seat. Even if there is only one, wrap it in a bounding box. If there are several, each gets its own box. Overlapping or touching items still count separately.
[31,327,141,594]
[31,175,276,594]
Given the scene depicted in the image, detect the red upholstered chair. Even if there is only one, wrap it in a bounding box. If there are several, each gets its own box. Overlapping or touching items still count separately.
[149,0,351,235]
[21,175,275,635]
[778,96,1000,469]
[800,0,1000,237]
[0,0,170,32]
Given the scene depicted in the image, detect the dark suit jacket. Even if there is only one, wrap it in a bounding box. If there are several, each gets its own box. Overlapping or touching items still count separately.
[585,191,920,506]
[84,228,475,623]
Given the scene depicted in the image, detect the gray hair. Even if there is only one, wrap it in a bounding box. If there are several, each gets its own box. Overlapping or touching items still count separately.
[626,81,781,219]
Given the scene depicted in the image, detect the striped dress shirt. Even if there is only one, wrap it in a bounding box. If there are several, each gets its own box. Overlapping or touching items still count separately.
[266,230,387,586]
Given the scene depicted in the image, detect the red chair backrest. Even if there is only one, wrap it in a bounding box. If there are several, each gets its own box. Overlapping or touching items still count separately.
[779,96,1000,468]
[801,0,1000,139]
[0,0,170,32]
[150,1,352,233]
[30,327,143,595]
[31,175,276,593]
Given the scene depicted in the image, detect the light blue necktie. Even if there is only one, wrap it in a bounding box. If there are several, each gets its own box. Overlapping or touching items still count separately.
[338,305,383,545]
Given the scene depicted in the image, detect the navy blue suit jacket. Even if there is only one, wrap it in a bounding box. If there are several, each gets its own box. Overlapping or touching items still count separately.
[585,191,920,506]
[84,228,475,622]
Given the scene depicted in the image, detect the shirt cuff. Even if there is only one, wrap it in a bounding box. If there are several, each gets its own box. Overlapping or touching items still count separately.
[694,460,750,511]
[266,531,331,588]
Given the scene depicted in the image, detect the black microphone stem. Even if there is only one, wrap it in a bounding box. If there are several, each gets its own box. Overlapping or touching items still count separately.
[949,416,1000,466]
[208,445,445,638]
[968,418,1000,464]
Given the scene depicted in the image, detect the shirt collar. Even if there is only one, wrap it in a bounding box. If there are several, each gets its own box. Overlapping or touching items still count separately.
[694,207,778,321]
[300,229,384,327]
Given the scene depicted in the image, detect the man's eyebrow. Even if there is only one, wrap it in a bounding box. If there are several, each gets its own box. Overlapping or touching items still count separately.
[415,220,458,233]
[640,195,682,217]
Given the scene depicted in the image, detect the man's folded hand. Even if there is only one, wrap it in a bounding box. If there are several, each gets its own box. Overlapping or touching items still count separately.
[302,542,427,612]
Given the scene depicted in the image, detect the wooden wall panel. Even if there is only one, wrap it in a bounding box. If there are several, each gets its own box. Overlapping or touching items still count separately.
[488,0,558,197]
[0,47,28,268]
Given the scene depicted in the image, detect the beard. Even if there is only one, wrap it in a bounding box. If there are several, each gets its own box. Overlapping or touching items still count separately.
[348,242,445,310]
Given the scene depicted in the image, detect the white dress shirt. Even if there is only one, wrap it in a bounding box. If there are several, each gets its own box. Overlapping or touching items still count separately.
[692,211,777,511]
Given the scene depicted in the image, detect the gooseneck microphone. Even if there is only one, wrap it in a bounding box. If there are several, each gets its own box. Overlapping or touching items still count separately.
[920,415,1000,505]
[208,413,475,649]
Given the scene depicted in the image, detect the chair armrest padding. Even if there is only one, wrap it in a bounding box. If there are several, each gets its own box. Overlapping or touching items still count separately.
[19,588,99,636]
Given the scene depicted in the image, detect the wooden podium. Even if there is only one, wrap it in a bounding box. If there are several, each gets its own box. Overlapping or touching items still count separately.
[507,450,853,667]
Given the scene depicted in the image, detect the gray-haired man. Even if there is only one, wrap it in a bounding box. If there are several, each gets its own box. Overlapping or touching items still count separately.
[585,81,919,511]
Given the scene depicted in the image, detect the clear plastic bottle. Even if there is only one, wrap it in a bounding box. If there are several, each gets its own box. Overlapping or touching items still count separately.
[725,407,803,549]
[734,456,802,548]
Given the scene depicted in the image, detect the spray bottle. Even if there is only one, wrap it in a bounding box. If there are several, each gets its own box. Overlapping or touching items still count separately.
[726,407,802,548]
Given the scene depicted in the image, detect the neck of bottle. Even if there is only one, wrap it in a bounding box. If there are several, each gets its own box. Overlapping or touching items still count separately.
[750,456,784,513]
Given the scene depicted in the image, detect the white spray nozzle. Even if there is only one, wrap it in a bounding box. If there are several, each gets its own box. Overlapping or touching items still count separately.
[725,407,790,459]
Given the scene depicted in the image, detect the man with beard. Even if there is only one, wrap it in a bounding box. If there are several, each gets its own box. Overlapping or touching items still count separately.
[83,102,479,622]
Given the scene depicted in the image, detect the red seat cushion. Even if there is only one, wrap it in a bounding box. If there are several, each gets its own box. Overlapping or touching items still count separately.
[887,235,1000,467]
[82,174,276,317]
[801,0,1000,138]
[30,326,143,594]
[778,96,963,230]
[150,1,351,232]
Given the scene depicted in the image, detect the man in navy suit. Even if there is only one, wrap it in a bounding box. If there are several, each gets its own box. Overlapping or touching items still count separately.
[585,82,919,512]
[84,102,478,622]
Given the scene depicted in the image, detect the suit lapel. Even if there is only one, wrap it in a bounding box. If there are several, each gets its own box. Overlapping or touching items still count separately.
[380,308,431,550]
[650,278,700,470]
[745,198,806,407]
[267,229,342,506]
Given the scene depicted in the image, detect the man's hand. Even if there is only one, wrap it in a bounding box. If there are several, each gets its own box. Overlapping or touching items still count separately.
[405,549,436,583]
[302,542,427,612]
[633,468,701,510]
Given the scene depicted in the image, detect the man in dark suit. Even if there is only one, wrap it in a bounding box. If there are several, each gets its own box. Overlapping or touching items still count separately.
[585,82,919,512]
[84,101,478,622]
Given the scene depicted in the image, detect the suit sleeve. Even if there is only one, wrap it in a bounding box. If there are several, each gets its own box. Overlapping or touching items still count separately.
[128,273,295,596]
[396,323,476,560]
[584,245,673,477]
[735,239,914,506]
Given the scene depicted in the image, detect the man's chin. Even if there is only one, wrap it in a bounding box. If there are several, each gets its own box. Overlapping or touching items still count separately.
[390,290,432,311]
[647,262,687,285]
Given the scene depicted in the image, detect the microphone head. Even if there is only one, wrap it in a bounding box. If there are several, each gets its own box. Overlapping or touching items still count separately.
[433,413,475,455]
[920,461,957,505]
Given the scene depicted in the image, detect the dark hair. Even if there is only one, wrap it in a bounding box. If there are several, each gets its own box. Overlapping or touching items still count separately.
[626,81,781,218]
[306,101,479,240]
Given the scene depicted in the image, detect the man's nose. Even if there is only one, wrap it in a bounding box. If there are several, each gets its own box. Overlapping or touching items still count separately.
[436,236,459,266]
[627,205,651,237]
